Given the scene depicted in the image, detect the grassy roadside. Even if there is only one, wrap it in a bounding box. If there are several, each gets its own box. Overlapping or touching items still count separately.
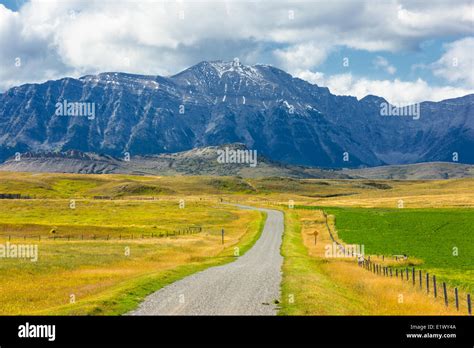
[278,208,460,315]
[38,211,267,315]
[279,209,366,315]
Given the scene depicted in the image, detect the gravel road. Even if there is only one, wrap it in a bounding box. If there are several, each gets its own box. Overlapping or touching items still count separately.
[128,205,284,315]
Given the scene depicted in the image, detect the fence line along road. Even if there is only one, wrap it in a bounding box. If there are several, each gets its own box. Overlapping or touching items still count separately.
[2,226,203,241]
[322,210,471,316]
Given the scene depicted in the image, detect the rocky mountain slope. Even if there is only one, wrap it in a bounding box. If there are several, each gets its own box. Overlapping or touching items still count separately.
[0,60,472,167]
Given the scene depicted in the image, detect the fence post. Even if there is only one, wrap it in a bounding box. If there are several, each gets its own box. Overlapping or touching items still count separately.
[426,273,430,294]
[406,267,409,281]
[396,269,398,278]
[390,268,392,277]
[468,294,472,316]
[221,228,224,245]
[455,288,459,311]
[443,283,448,307]
[419,270,422,290]
[412,267,415,286]
[433,275,437,298]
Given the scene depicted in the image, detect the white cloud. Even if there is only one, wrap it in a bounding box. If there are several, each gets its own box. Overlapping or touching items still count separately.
[0,0,473,96]
[273,43,330,71]
[432,37,474,87]
[297,70,474,105]
[373,56,396,75]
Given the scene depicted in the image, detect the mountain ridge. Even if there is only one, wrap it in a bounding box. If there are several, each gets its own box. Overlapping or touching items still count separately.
[0,60,473,167]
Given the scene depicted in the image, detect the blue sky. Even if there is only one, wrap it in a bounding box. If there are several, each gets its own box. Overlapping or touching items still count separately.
[0,0,473,104]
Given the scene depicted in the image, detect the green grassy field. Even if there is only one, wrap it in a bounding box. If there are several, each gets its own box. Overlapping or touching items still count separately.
[319,207,474,293]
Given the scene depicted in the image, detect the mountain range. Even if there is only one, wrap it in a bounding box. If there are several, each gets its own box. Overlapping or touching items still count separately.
[0,60,473,168]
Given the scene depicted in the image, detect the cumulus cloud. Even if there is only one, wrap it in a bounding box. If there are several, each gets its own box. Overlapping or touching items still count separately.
[373,56,396,75]
[0,0,473,102]
[432,37,474,87]
[273,43,331,71]
[297,70,473,105]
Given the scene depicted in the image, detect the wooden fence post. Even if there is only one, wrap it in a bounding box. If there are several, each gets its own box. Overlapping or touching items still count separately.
[443,282,448,307]
[455,288,459,311]
[433,275,437,298]
[468,294,472,316]
[406,267,409,281]
[426,273,430,294]
[412,267,415,286]
[419,270,422,290]
[390,268,392,277]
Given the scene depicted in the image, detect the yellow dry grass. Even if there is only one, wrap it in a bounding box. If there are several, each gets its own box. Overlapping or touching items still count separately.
[0,205,263,315]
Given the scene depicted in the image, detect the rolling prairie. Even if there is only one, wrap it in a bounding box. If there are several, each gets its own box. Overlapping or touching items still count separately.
[0,171,472,315]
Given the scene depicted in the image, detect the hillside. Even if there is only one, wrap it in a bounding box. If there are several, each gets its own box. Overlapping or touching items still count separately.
[1,144,473,179]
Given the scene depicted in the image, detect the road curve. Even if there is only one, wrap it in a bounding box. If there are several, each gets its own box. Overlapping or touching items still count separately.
[128,205,284,315]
